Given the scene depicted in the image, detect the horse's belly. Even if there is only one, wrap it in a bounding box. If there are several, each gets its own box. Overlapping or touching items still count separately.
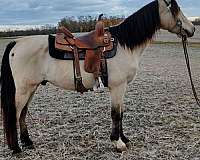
[46,60,95,91]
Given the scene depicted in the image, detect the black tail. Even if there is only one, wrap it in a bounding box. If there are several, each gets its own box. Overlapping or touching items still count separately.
[1,41,18,149]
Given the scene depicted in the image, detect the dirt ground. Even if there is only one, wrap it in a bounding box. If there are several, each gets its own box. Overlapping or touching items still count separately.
[0,29,200,159]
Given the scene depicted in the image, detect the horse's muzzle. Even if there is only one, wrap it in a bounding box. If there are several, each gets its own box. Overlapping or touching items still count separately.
[184,27,195,38]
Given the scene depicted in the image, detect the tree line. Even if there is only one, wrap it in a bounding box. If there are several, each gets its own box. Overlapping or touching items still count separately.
[58,15,124,32]
[0,15,199,37]
[0,25,57,37]
[0,16,124,37]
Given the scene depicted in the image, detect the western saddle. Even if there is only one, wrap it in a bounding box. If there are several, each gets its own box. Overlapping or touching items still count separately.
[55,14,113,93]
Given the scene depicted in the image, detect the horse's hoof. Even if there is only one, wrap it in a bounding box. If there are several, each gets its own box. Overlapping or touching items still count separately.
[22,141,35,150]
[21,139,34,150]
[12,146,22,155]
[113,138,128,152]
[22,144,35,150]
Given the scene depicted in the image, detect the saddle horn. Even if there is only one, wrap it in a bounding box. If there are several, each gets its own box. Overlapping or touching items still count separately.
[98,14,104,21]
[96,14,105,37]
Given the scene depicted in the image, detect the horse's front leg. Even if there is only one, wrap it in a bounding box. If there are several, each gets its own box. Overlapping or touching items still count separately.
[109,82,130,152]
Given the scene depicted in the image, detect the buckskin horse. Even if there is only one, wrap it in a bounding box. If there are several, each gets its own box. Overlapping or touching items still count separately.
[1,0,195,154]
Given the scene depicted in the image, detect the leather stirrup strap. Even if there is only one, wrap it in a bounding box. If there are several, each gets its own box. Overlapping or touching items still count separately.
[74,46,81,78]
[73,46,88,93]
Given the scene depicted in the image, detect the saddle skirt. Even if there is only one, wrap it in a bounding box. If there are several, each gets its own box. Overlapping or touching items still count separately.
[49,35,117,60]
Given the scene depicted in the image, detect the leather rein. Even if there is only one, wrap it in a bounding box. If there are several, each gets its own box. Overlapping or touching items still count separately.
[182,36,200,107]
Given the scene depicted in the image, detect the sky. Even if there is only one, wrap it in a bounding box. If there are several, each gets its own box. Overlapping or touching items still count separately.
[0,0,199,25]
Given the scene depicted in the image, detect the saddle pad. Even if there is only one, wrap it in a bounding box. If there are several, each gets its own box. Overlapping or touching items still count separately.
[48,35,117,60]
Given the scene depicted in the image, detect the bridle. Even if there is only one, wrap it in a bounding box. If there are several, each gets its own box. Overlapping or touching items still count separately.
[163,0,200,107]
[163,0,183,37]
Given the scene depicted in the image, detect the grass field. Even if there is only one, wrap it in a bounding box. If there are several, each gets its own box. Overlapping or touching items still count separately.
[0,29,200,159]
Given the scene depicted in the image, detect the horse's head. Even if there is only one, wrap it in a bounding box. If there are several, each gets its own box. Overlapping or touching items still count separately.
[159,0,195,37]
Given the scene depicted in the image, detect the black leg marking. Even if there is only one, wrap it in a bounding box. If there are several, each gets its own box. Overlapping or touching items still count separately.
[19,106,34,149]
[12,146,22,155]
[110,105,121,142]
[20,130,34,149]
[120,112,130,144]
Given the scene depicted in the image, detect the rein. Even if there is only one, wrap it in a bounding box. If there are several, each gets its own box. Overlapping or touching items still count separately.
[182,35,200,107]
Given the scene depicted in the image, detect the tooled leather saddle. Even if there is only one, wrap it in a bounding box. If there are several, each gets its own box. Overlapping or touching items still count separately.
[54,14,115,93]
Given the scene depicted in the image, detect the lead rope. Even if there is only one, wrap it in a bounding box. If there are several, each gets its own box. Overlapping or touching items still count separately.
[182,35,200,107]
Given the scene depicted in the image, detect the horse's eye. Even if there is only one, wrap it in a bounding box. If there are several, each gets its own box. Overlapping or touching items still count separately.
[177,20,182,26]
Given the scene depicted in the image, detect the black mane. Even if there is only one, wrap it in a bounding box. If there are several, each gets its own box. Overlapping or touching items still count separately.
[109,0,161,50]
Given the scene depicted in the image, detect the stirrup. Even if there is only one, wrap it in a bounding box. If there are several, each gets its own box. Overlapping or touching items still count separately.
[93,77,104,91]
[98,77,104,89]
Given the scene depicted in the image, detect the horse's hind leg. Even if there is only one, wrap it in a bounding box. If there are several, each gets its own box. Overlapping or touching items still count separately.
[19,100,34,149]
[16,85,38,150]
[109,83,130,152]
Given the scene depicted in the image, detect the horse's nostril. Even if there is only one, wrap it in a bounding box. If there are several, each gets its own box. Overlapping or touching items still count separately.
[184,29,194,37]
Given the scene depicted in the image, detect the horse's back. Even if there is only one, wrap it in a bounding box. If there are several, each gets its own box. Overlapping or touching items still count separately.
[15,35,49,52]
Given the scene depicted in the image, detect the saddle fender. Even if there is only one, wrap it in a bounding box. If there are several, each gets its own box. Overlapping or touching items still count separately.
[84,49,101,74]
